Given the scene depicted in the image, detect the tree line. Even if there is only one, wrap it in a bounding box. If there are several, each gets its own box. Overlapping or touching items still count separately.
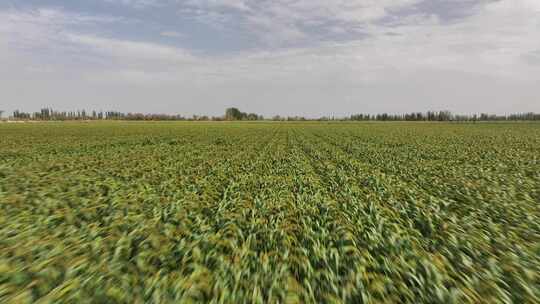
[346,111,540,122]
[3,107,540,122]
[10,108,219,121]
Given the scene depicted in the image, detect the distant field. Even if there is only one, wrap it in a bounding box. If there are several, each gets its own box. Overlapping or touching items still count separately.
[1,122,539,303]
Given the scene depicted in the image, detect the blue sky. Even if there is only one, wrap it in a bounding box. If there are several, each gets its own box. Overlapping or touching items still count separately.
[1,0,539,117]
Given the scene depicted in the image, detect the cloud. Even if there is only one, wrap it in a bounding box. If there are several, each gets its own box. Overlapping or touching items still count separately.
[0,1,539,116]
[522,50,540,65]
[0,8,123,54]
[103,0,162,9]
[180,0,426,46]
[160,31,185,38]
[66,34,194,65]
[184,0,251,12]
[3,2,539,79]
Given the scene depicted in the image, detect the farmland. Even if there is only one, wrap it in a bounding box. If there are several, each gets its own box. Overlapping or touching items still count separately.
[0,122,539,303]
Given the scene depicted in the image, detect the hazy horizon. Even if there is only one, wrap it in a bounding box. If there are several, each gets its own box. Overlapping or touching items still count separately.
[1,1,539,117]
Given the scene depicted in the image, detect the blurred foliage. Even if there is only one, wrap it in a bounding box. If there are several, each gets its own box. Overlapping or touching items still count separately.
[0,121,539,303]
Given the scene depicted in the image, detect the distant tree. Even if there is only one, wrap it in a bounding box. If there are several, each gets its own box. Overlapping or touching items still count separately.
[7,106,540,122]
[246,113,259,120]
[225,107,244,120]
[438,110,452,121]
[0,110,4,119]
[224,107,263,121]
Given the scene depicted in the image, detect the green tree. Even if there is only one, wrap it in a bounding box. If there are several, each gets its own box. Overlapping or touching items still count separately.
[225,107,244,120]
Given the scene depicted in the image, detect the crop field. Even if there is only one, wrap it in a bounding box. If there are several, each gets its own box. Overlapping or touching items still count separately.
[0,122,539,303]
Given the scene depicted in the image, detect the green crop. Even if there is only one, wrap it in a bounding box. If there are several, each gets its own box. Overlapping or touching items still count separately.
[0,122,539,303]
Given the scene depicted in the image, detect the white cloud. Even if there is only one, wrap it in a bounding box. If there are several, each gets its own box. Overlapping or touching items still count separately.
[66,34,194,64]
[103,0,162,9]
[0,8,123,54]
[184,0,251,12]
[160,31,185,38]
[181,0,425,46]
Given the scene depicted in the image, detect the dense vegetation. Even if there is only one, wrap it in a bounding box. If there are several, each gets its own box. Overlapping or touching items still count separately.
[0,122,539,303]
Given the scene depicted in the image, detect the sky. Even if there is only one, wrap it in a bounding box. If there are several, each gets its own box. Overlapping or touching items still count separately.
[0,0,539,117]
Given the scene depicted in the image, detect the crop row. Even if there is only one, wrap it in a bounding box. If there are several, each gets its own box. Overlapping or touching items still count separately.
[0,122,539,303]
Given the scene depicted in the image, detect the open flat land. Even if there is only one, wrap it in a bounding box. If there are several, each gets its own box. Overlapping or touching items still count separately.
[1,122,539,303]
